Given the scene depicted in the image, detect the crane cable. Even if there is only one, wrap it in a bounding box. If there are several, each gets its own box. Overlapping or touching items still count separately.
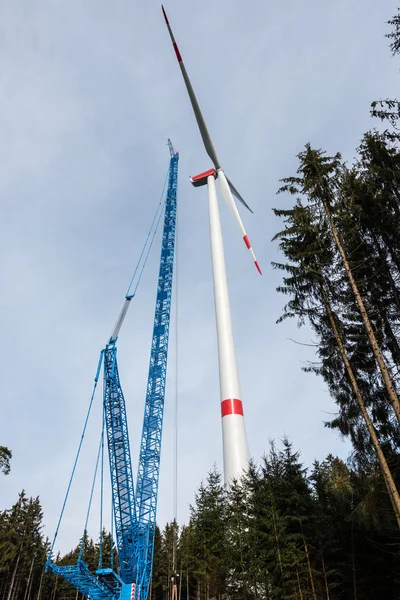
[109,168,170,344]
[78,424,104,561]
[47,351,104,566]
[125,168,169,298]
[98,410,105,569]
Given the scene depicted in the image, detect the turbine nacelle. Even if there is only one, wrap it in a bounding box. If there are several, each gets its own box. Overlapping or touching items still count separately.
[190,168,217,187]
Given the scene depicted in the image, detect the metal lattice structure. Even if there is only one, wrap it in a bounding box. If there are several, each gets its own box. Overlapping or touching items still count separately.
[49,559,122,600]
[47,144,179,600]
[103,345,136,584]
[134,149,178,600]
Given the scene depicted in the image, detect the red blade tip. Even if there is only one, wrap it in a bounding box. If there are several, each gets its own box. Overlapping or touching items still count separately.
[173,42,182,62]
[255,261,262,275]
[161,5,169,24]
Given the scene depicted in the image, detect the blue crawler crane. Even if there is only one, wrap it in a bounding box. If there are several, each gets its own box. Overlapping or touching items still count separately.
[47,141,179,600]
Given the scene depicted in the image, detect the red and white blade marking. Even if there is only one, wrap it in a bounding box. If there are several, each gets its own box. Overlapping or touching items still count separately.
[162,6,261,275]
[243,234,262,274]
[161,5,222,169]
[161,5,169,24]
[162,5,182,63]
[219,171,262,275]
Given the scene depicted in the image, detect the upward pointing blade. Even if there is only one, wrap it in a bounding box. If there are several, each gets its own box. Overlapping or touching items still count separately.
[161,6,255,214]
[162,5,221,170]
[162,6,261,273]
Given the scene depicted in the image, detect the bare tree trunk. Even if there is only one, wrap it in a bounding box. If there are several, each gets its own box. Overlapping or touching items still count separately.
[301,530,317,600]
[0,575,7,600]
[321,553,330,600]
[324,200,400,423]
[11,578,21,600]
[296,569,304,600]
[351,503,358,600]
[27,571,35,600]
[7,555,20,600]
[35,567,44,600]
[186,570,189,600]
[171,577,178,600]
[321,285,400,527]
[50,576,58,600]
[23,558,35,600]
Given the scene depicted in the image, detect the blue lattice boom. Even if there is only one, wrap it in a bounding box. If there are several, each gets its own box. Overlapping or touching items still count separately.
[103,345,136,583]
[47,147,179,600]
[134,151,178,599]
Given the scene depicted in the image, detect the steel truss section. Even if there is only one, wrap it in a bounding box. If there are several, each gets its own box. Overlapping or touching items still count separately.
[134,154,178,600]
[103,345,136,584]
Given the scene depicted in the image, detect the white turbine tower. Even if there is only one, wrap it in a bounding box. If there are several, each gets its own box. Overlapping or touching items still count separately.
[162,6,262,484]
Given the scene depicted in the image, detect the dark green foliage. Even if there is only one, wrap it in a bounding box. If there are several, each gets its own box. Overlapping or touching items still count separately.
[148,443,400,600]
[149,525,165,600]
[274,138,400,456]
[0,490,120,600]
[4,451,400,600]
[265,6,400,595]
[370,7,400,139]
[0,447,12,476]
[0,491,51,600]
[387,7,400,56]
[189,467,227,600]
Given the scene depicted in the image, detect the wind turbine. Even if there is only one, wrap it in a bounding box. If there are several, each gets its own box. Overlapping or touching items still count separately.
[162,5,262,484]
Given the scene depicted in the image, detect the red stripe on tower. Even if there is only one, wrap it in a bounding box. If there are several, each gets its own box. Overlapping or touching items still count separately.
[173,43,182,62]
[131,584,136,600]
[221,398,244,417]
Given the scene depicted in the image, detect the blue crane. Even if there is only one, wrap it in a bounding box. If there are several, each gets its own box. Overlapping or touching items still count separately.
[46,142,179,600]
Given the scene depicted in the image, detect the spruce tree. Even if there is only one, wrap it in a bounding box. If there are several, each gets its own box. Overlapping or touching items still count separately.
[273,144,400,526]
[0,447,12,476]
[189,467,227,600]
[371,8,400,140]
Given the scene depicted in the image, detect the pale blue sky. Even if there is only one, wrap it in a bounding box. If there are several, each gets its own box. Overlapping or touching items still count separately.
[0,0,399,555]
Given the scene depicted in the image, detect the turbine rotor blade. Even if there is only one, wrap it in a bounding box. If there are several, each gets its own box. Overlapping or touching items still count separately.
[226,176,254,214]
[162,6,260,274]
[218,171,262,275]
[162,5,221,169]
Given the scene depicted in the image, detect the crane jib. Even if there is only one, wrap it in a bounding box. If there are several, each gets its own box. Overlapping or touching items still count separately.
[46,149,179,600]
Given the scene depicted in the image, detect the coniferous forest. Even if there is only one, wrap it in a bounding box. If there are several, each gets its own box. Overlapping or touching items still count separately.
[3,7,400,600]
